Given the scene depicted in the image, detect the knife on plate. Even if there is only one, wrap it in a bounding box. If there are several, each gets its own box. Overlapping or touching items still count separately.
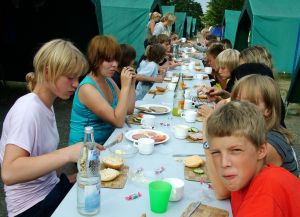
[186,201,201,217]
[173,154,205,157]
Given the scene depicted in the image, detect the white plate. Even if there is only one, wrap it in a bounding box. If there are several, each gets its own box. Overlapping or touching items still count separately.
[125,129,169,145]
[137,104,171,114]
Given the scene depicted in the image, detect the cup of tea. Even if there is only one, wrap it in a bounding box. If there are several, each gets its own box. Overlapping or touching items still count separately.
[174,125,189,139]
[163,178,184,201]
[181,110,197,123]
[184,99,193,109]
[133,138,155,155]
[167,83,176,91]
[141,115,155,129]
[204,67,212,74]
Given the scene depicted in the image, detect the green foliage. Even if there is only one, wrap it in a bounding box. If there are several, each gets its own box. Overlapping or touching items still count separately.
[203,0,244,26]
[160,0,204,31]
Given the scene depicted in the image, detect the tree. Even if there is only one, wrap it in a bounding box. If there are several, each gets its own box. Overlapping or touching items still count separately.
[160,0,204,31]
[202,0,244,26]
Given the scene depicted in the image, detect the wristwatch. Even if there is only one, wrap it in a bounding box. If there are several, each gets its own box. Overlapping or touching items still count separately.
[203,141,209,149]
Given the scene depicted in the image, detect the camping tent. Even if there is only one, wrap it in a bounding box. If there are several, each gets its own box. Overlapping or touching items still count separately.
[175,12,187,38]
[98,0,161,60]
[0,0,98,82]
[234,0,300,73]
[161,5,175,15]
[286,54,300,103]
[186,16,193,38]
[210,26,223,38]
[223,10,241,46]
[192,18,197,35]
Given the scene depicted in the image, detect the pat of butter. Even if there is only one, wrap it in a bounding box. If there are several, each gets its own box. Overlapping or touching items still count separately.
[115,150,125,155]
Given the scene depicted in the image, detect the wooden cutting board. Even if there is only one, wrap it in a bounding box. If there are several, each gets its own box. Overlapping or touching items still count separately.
[148,90,165,95]
[100,165,129,189]
[181,202,229,217]
[184,164,210,182]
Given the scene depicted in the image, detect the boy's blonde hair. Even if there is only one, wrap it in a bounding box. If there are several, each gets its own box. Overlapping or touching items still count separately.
[231,74,293,143]
[216,49,240,72]
[26,39,88,91]
[150,12,161,20]
[206,101,267,149]
[240,45,274,71]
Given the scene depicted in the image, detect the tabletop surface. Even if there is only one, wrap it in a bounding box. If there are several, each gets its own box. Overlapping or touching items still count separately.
[52,59,233,217]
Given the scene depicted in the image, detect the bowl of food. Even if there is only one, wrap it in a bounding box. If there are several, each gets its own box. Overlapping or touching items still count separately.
[109,143,138,158]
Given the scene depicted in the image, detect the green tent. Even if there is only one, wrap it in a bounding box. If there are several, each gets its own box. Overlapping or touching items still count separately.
[161,5,175,15]
[186,16,193,38]
[235,0,300,73]
[223,10,240,46]
[175,12,187,38]
[98,0,161,60]
[286,26,300,103]
[192,18,197,35]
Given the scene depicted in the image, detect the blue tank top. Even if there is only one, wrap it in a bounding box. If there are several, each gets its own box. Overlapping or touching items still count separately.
[68,75,118,145]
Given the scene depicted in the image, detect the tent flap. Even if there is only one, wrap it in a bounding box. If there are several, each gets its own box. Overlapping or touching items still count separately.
[235,0,300,73]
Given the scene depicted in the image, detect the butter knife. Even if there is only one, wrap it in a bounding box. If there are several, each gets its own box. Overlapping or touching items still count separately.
[152,92,157,99]
[186,201,201,217]
[173,154,205,157]
[125,117,132,128]
[105,133,123,148]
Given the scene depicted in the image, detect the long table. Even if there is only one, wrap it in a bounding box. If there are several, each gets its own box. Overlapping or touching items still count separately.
[52,60,232,217]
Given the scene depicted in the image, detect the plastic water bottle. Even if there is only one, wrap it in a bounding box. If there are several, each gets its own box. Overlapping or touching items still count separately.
[77,126,100,215]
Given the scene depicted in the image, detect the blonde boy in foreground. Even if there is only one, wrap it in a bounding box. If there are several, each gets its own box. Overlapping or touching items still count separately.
[204,101,300,217]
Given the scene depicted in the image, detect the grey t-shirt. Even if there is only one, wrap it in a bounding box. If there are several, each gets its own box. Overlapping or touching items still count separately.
[267,130,299,177]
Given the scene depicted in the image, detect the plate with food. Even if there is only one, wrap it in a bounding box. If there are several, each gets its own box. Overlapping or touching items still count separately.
[125,129,169,144]
[135,104,171,114]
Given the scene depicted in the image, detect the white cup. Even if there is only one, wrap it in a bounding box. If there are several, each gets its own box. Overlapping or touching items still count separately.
[184,89,191,99]
[163,178,185,201]
[181,37,186,43]
[133,138,155,155]
[184,99,193,109]
[167,83,176,91]
[204,67,212,74]
[166,71,173,78]
[195,74,204,80]
[181,110,197,123]
[174,125,189,139]
[141,115,155,129]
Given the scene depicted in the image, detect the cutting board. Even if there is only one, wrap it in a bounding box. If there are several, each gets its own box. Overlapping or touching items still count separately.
[184,164,210,182]
[100,165,129,189]
[148,90,165,95]
[181,202,229,217]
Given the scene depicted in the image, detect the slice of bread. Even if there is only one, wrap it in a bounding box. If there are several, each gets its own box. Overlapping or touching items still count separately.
[149,106,168,113]
[184,155,204,168]
[100,168,120,182]
[102,156,124,170]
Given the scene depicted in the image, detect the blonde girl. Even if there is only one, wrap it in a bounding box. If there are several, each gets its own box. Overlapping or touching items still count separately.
[231,74,298,176]
[153,13,176,36]
[0,39,97,217]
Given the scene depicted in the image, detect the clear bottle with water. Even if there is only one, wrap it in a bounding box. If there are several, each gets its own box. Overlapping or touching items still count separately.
[77,126,100,215]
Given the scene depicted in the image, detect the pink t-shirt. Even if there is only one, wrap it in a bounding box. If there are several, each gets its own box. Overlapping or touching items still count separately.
[0,93,60,216]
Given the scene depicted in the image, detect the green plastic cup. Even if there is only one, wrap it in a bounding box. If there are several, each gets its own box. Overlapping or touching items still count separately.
[149,180,172,213]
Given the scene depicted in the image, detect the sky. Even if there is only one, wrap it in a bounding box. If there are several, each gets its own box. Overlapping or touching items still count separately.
[194,0,209,13]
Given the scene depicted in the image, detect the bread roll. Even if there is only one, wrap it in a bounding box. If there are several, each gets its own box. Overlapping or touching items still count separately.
[102,156,124,170]
[184,155,204,168]
[100,168,120,182]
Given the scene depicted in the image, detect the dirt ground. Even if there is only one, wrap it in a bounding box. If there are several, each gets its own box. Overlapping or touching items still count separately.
[0,75,299,216]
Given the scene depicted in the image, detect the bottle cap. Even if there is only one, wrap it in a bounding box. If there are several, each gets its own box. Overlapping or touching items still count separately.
[84,126,94,133]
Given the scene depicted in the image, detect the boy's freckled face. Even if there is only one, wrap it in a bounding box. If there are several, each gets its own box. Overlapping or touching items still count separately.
[209,136,266,192]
